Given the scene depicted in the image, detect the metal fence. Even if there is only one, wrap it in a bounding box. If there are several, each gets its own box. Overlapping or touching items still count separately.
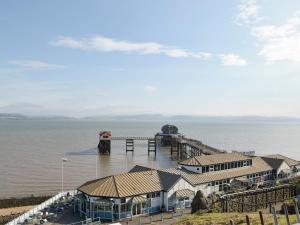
[5,190,77,225]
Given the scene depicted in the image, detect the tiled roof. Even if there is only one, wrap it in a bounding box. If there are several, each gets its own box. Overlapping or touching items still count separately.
[175,189,194,198]
[265,154,299,167]
[163,157,272,185]
[78,156,274,198]
[179,152,251,166]
[78,169,181,198]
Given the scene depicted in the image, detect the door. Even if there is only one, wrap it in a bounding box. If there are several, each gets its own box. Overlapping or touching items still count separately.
[132,204,142,216]
[136,203,141,214]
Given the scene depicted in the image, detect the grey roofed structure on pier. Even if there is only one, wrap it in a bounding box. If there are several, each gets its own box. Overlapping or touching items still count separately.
[179,152,251,166]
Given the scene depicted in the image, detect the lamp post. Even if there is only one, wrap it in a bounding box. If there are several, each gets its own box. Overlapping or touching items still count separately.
[96,155,98,179]
[61,158,67,193]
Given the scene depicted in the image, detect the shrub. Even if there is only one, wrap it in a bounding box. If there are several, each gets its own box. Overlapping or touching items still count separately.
[191,190,208,214]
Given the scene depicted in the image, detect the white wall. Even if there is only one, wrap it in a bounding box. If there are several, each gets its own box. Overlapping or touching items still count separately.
[277,162,291,175]
[150,192,163,208]
[165,178,195,209]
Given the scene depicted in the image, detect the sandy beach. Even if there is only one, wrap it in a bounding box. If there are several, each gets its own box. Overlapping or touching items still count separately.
[0,205,34,217]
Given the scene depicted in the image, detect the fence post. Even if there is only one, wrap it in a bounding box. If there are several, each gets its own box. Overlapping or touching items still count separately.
[245,215,250,225]
[294,198,300,223]
[259,211,265,225]
[271,207,279,225]
[161,213,163,221]
[150,215,152,224]
[283,203,291,225]
[230,219,234,225]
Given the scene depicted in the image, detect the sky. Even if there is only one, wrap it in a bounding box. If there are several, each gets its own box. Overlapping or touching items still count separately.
[1,0,300,117]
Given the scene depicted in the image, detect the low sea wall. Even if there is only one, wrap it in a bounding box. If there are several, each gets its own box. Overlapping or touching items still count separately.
[5,190,77,225]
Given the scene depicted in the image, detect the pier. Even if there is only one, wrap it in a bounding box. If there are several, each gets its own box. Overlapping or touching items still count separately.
[97,124,225,159]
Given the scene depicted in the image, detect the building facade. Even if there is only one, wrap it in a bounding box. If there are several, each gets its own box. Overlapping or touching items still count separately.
[74,153,299,221]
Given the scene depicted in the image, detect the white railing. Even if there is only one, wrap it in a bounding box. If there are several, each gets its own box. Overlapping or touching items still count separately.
[5,190,77,225]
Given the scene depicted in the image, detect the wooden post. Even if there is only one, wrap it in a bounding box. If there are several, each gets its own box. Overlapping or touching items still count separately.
[283,203,291,225]
[241,195,244,212]
[294,198,300,223]
[259,211,265,225]
[245,215,250,225]
[229,219,234,225]
[271,207,279,225]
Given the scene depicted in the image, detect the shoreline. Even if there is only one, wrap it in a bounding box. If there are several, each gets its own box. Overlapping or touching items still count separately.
[0,196,51,210]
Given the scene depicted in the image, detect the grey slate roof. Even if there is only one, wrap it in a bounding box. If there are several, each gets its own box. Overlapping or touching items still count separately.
[261,157,285,170]
[265,154,300,167]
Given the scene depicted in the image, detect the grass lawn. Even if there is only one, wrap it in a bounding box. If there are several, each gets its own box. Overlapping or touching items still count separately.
[173,212,298,225]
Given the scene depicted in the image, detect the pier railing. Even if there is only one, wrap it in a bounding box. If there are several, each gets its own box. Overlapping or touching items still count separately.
[5,190,77,225]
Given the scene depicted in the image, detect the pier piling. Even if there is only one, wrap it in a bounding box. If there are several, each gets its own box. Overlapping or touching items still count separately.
[126,139,134,153]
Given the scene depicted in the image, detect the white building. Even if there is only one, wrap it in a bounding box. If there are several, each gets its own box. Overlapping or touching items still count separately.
[74,152,299,222]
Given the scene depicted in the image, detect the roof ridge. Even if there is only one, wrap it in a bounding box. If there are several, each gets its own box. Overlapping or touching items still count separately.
[112,175,120,198]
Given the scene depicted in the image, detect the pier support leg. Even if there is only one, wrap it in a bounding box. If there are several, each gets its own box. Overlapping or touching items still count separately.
[126,139,134,153]
[148,139,156,156]
[98,140,111,155]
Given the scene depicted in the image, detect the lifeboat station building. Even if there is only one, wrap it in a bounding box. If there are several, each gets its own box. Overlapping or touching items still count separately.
[74,152,299,221]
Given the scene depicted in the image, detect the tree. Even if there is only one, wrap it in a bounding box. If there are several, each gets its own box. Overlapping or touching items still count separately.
[191,190,208,214]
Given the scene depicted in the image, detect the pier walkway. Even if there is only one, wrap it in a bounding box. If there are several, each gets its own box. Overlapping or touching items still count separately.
[97,125,226,159]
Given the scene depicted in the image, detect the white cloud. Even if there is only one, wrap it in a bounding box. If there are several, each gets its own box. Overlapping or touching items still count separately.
[51,35,212,60]
[7,60,64,70]
[144,85,158,93]
[219,54,247,66]
[236,0,262,25]
[252,10,300,63]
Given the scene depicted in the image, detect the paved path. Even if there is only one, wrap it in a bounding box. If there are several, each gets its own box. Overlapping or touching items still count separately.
[118,209,190,225]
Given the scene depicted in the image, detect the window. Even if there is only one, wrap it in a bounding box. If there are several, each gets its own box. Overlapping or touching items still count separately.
[224,163,228,170]
[221,164,225,170]
[155,192,160,198]
[197,168,200,171]
[209,165,214,172]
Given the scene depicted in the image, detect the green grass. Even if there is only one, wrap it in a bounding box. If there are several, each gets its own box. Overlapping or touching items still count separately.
[173,212,298,225]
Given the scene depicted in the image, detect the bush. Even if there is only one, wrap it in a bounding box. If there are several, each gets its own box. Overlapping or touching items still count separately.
[280,201,299,215]
[191,190,208,214]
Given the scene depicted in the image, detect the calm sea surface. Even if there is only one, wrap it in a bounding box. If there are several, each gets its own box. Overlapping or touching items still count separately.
[0,120,300,198]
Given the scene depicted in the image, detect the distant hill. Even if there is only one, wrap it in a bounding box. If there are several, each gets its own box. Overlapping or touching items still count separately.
[0,113,74,120]
[1,113,300,123]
